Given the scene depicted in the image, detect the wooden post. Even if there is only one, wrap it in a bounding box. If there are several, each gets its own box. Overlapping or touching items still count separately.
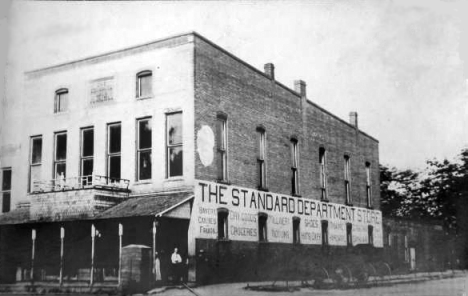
[118,223,123,285]
[59,227,65,285]
[31,229,36,285]
[90,224,95,286]
[152,221,156,276]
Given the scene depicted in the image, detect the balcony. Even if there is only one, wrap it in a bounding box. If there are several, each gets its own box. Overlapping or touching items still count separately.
[29,175,130,222]
[31,175,130,193]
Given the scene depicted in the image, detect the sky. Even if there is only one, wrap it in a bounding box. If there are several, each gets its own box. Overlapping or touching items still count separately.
[1,0,467,171]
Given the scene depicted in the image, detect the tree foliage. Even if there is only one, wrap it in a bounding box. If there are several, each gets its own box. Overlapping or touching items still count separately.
[380,147,468,232]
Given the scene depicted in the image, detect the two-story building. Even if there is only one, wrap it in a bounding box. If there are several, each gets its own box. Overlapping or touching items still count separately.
[0,32,382,288]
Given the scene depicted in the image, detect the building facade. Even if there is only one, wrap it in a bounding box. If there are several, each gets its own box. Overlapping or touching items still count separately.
[0,32,383,287]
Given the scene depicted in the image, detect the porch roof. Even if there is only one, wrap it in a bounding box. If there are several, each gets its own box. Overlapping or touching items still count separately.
[96,191,194,220]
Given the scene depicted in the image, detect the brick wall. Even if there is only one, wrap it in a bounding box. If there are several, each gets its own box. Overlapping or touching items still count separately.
[193,35,380,209]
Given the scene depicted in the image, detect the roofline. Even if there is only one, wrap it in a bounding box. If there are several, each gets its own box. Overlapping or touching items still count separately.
[192,33,379,143]
[155,195,194,218]
[25,31,198,77]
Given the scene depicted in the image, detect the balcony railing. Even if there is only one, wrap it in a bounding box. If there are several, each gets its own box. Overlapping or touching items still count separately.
[31,175,130,193]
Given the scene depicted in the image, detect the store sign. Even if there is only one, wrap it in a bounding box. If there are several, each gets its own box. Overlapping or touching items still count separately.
[90,77,114,104]
[190,180,383,247]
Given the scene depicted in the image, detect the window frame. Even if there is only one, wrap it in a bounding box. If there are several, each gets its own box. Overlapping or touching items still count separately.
[166,112,183,178]
[366,162,372,208]
[54,131,67,180]
[1,168,12,213]
[344,155,351,205]
[136,70,153,99]
[136,117,152,181]
[80,127,94,178]
[257,127,267,190]
[217,208,229,240]
[29,135,42,192]
[217,114,228,182]
[107,122,122,181]
[319,147,328,201]
[291,138,299,195]
[54,88,68,113]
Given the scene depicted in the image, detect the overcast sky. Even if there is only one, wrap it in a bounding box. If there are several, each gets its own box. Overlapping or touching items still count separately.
[1,0,467,171]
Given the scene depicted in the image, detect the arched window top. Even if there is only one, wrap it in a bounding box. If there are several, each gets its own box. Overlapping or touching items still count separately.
[56,88,68,94]
[256,125,266,132]
[136,70,153,98]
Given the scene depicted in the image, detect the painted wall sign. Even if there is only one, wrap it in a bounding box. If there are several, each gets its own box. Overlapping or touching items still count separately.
[90,77,114,104]
[189,180,383,247]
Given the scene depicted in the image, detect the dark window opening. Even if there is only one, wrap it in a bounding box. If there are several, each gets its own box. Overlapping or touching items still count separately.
[346,223,352,247]
[136,70,153,98]
[368,225,374,246]
[366,162,372,207]
[258,213,268,242]
[54,132,67,179]
[137,118,152,180]
[321,221,328,246]
[1,169,11,213]
[167,112,183,177]
[217,115,228,181]
[257,127,266,189]
[293,217,300,244]
[107,123,121,180]
[344,155,351,204]
[217,209,229,240]
[81,128,94,178]
[291,138,299,195]
[319,147,327,200]
[29,136,42,192]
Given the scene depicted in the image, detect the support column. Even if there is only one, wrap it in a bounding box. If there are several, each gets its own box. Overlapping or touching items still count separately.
[90,224,96,286]
[118,223,123,285]
[152,221,157,277]
[59,227,65,285]
[30,229,36,285]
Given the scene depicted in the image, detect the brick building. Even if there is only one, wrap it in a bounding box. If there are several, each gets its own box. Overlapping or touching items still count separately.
[0,32,385,288]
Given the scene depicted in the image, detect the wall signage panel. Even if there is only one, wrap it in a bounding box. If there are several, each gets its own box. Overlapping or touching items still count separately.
[191,180,383,247]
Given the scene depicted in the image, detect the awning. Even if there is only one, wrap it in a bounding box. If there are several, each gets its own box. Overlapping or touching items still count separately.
[96,191,194,220]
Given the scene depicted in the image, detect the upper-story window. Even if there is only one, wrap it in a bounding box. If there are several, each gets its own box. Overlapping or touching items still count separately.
[107,123,121,180]
[217,114,228,182]
[54,132,67,179]
[344,155,351,205]
[137,118,152,180]
[136,70,152,98]
[291,138,299,195]
[29,136,42,192]
[366,162,372,208]
[1,168,11,213]
[54,88,68,113]
[257,127,267,189]
[167,112,183,177]
[81,127,94,179]
[319,147,328,201]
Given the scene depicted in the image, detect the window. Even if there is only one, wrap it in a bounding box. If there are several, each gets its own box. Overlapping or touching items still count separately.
[293,217,300,244]
[54,132,67,179]
[404,235,409,262]
[291,138,299,195]
[29,136,42,192]
[107,123,121,180]
[344,155,351,204]
[366,162,372,208]
[217,114,228,181]
[257,127,267,189]
[217,208,229,240]
[368,225,374,246]
[319,147,328,200]
[167,112,183,177]
[1,169,11,213]
[81,127,94,178]
[136,70,152,98]
[137,118,152,180]
[258,213,268,242]
[346,223,352,247]
[54,88,68,113]
[321,221,329,246]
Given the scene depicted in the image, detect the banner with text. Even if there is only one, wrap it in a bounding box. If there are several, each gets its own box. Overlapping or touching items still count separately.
[190,180,383,247]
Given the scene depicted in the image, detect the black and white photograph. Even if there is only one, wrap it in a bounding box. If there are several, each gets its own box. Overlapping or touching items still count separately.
[0,0,467,295]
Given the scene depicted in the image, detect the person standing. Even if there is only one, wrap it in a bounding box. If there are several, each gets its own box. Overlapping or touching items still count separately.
[171,247,182,284]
